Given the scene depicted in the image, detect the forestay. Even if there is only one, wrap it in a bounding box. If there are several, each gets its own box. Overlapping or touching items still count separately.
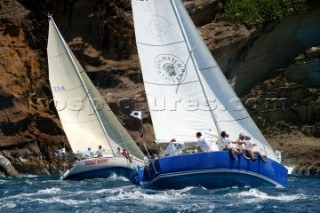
[132,0,276,160]
[47,17,144,159]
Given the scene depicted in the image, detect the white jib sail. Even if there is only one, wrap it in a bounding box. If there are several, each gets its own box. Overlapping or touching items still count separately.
[132,0,276,160]
[47,17,144,159]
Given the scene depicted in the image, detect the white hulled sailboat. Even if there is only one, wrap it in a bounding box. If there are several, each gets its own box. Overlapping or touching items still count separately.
[47,16,144,180]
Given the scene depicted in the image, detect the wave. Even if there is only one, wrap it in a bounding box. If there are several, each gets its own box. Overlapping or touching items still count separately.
[4,187,63,199]
[286,166,295,175]
[87,188,216,212]
[2,176,317,212]
[104,172,130,182]
[101,186,196,202]
[0,179,9,184]
[225,188,307,204]
[0,202,17,209]
[32,197,86,205]
[23,174,39,178]
[37,188,62,194]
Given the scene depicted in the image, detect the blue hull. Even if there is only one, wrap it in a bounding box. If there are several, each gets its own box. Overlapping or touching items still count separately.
[132,152,288,189]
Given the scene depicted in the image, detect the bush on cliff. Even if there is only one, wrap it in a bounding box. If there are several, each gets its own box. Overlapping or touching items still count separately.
[224,0,307,27]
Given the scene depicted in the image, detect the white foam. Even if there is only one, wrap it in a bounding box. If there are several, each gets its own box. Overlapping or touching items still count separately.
[104,173,130,182]
[103,187,194,202]
[23,174,39,178]
[7,192,35,198]
[173,202,215,212]
[0,179,9,184]
[33,197,87,205]
[37,188,62,194]
[5,188,62,199]
[93,188,117,194]
[286,166,295,175]
[172,186,195,194]
[0,202,17,208]
[228,188,307,203]
[78,184,133,196]
[166,187,197,198]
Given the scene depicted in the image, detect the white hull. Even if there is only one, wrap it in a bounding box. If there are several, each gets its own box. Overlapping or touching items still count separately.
[47,17,146,181]
[61,157,144,180]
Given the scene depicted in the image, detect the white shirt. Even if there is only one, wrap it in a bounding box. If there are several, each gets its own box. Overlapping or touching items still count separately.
[216,137,227,151]
[115,150,122,157]
[96,149,104,157]
[227,139,236,149]
[245,140,255,149]
[82,152,90,159]
[217,137,236,150]
[235,140,245,150]
[82,150,94,158]
[165,142,183,156]
[197,136,211,152]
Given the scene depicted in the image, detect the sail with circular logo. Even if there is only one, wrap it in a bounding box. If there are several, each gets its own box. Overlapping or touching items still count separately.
[132,0,276,160]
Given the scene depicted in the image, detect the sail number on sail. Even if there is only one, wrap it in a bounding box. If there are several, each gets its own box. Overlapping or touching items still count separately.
[52,86,66,92]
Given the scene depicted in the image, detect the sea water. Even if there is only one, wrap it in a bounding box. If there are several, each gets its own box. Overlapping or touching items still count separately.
[0,175,319,212]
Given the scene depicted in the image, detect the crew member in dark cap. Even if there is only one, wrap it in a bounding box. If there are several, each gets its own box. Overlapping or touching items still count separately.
[196,132,211,152]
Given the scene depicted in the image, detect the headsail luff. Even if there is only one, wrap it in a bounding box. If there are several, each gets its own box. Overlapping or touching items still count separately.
[47,16,144,159]
[132,0,275,160]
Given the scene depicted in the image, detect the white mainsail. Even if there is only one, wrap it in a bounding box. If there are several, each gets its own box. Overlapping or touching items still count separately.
[132,0,276,160]
[47,16,144,159]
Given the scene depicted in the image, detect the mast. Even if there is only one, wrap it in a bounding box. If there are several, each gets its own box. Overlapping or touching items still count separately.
[48,16,115,155]
[170,0,221,133]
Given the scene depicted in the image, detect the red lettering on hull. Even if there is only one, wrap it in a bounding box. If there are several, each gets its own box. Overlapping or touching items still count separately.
[85,158,109,166]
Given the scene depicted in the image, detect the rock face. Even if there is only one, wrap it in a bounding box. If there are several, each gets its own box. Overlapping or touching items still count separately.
[0,154,20,177]
[284,47,320,88]
[0,0,69,176]
[242,46,320,174]
[234,7,320,95]
[0,0,319,176]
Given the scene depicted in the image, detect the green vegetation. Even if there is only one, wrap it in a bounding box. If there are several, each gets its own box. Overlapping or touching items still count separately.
[224,0,307,28]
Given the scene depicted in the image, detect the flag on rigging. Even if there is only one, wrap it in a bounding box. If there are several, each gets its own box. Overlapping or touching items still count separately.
[58,148,66,156]
[130,111,142,120]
